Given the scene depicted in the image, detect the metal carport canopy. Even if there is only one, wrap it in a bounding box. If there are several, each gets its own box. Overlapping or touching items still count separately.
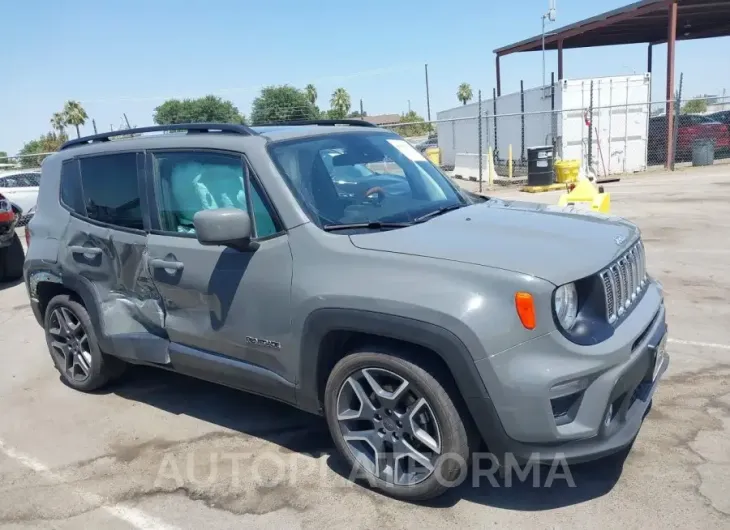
[492,0,730,168]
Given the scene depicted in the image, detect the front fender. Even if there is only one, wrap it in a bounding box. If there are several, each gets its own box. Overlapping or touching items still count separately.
[297,307,490,409]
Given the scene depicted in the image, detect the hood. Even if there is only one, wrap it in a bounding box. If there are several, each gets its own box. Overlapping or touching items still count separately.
[349,198,639,286]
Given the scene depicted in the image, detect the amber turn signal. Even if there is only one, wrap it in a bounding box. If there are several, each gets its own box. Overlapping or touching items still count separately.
[515,292,536,330]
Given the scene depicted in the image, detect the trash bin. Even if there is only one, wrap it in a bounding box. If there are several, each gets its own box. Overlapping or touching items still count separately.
[692,139,715,167]
[526,146,554,186]
[554,159,580,183]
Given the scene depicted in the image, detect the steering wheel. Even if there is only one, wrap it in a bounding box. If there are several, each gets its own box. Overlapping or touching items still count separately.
[363,186,386,206]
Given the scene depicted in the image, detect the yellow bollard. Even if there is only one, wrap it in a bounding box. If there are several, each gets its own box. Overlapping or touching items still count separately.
[508,144,513,179]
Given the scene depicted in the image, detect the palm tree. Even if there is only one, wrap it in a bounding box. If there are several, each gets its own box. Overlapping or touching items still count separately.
[330,88,351,118]
[457,83,473,106]
[63,100,89,138]
[305,84,318,106]
[50,112,67,136]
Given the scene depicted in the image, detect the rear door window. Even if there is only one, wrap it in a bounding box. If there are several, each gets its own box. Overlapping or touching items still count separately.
[78,153,144,230]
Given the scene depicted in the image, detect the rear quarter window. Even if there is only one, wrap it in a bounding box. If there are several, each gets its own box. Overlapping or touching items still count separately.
[60,160,86,215]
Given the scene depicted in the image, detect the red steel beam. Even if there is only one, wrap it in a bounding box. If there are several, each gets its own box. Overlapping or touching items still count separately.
[666,0,678,169]
[647,43,653,74]
[558,40,564,80]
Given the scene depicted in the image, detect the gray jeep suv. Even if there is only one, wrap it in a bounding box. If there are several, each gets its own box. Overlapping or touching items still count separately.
[24,121,668,501]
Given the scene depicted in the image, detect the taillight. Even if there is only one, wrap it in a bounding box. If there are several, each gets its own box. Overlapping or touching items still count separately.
[0,193,13,223]
[25,226,31,247]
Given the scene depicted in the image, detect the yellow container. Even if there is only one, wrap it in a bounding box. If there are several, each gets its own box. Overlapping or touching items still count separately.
[554,159,580,183]
[425,146,440,166]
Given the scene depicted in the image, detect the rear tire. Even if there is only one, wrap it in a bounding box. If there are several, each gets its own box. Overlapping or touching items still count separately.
[0,233,24,282]
[324,348,472,501]
[44,294,126,392]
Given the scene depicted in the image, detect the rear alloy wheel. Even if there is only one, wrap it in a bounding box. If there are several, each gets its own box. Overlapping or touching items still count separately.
[48,307,94,384]
[44,294,125,392]
[325,350,471,501]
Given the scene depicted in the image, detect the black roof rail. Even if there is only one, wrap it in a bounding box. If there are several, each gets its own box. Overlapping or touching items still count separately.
[257,119,378,128]
[60,123,257,150]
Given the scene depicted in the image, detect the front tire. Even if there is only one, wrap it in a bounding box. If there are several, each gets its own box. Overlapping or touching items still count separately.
[44,294,125,392]
[324,348,472,501]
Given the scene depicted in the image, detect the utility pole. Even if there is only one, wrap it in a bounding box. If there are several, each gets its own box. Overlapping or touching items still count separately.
[408,100,411,113]
[123,113,132,129]
[425,64,431,121]
[360,99,364,116]
[542,1,557,89]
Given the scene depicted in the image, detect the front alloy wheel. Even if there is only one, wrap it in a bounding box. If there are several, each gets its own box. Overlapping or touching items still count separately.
[337,367,444,486]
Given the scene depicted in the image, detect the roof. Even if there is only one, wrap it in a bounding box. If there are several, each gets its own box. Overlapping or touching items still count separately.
[356,114,401,126]
[50,122,393,161]
[494,0,730,55]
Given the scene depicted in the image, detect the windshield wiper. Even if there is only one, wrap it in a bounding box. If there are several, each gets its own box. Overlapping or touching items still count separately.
[323,221,413,232]
[413,204,464,223]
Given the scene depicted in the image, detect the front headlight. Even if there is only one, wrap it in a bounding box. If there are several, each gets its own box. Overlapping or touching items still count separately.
[554,283,578,330]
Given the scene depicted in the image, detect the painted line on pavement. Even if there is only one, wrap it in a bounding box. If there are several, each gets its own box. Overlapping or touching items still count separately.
[0,439,178,530]
[669,338,730,351]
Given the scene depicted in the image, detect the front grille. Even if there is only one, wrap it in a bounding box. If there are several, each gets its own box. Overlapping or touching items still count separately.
[599,240,647,324]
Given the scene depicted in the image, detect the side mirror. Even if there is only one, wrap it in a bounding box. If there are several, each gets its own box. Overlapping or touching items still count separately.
[193,208,255,251]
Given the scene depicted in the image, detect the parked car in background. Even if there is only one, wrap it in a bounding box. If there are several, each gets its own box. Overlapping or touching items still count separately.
[648,115,730,164]
[415,136,438,154]
[0,170,41,219]
[708,110,730,129]
[0,192,24,281]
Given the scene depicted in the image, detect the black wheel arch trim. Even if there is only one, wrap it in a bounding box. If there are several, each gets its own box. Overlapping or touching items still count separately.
[296,307,512,455]
[26,264,113,353]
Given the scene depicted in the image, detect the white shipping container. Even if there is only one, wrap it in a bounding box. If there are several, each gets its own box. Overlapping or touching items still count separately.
[436,74,651,177]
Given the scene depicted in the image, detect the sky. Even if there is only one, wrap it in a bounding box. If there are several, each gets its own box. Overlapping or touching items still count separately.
[2,0,729,155]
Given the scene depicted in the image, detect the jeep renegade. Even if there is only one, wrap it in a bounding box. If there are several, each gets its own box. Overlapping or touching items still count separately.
[24,121,668,501]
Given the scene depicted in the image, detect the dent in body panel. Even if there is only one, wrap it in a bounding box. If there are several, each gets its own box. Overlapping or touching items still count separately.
[60,217,166,340]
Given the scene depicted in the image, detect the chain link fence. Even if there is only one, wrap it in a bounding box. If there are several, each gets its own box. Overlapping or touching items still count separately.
[385,95,730,186]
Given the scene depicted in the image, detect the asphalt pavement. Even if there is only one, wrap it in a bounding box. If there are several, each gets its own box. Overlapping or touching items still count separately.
[1,165,729,529]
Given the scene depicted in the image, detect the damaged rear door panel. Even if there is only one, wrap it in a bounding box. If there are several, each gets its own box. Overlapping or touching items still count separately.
[58,152,170,364]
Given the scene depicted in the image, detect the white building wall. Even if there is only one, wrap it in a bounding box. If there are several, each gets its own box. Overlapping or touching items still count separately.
[437,74,651,176]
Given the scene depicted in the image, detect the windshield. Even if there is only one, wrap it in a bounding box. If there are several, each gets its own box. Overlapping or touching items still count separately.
[269,132,465,228]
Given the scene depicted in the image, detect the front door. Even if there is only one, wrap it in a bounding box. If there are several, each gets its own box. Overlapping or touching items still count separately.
[145,149,295,384]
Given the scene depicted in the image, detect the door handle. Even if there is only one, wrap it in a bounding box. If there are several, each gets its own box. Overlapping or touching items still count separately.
[69,246,102,256]
[149,258,184,272]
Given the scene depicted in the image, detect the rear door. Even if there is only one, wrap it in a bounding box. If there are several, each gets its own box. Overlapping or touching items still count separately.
[144,149,296,385]
[58,153,167,363]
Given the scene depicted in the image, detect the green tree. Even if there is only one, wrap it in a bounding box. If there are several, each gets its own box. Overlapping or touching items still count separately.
[682,97,708,114]
[348,110,367,118]
[18,132,68,168]
[457,83,473,105]
[305,84,318,106]
[329,88,351,119]
[153,95,245,125]
[63,100,88,138]
[50,112,67,136]
[396,110,432,137]
[250,85,319,125]
[0,151,8,163]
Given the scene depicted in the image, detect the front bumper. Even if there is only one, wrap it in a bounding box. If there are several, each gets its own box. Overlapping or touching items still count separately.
[472,281,668,465]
